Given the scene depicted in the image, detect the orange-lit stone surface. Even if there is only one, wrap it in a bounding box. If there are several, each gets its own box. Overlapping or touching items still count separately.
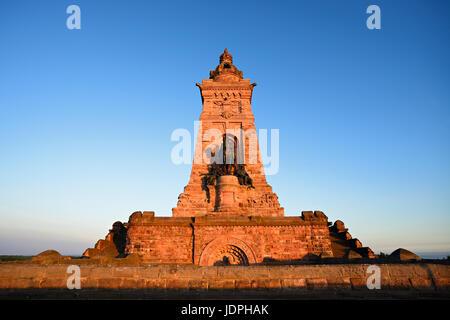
[125,211,333,264]
[173,49,283,217]
[123,50,334,264]
[1,262,449,293]
[84,50,376,266]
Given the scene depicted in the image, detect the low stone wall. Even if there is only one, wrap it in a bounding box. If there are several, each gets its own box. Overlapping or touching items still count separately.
[125,212,333,264]
[0,262,449,292]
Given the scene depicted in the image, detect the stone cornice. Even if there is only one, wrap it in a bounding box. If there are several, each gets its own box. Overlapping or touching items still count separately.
[199,86,254,91]
[128,212,329,227]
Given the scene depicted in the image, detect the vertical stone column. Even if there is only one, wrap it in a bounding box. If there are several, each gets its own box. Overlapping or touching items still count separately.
[215,175,240,211]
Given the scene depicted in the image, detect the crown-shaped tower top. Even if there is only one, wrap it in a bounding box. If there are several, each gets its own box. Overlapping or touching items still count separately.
[220,48,233,63]
[209,48,243,82]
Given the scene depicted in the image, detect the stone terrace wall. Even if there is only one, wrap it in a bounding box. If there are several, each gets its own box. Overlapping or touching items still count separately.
[193,225,332,264]
[125,212,333,264]
[126,225,193,264]
[0,263,449,291]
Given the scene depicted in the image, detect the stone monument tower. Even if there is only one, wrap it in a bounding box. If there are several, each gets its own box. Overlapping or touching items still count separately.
[173,49,283,217]
[83,49,375,265]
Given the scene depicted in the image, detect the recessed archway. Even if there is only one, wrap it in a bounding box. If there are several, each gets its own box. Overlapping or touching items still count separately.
[198,236,257,266]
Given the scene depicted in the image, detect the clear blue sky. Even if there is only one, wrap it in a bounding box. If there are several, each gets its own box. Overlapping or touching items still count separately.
[0,0,449,258]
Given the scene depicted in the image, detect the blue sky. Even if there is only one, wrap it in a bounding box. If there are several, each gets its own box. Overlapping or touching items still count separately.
[0,0,449,257]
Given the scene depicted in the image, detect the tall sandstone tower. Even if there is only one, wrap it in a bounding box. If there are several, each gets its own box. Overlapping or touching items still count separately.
[173,48,283,217]
[84,49,375,265]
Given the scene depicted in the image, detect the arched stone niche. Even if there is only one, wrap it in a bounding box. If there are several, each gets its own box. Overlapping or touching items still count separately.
[198,236,257,266]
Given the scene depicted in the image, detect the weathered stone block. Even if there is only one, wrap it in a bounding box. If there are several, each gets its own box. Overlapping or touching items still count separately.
[235,280,252,289]
[97,278,121,289]
[119,278,138,289]
[251,279,281,289]
[136,266,161,278]
[434,278,450,290]
[145,279,166,289]
[306,278,328,290]
[81,278,99,289]
[43,266,70,278]
[166,279,189,289]
[208,280,235,290]
[326,277,352,290]
[350,278,367,289]
[0,279,11,289]
[188,280,208,290]
[39,278,66,288]
[83,266,113,279]
[10,278,39,289]
[282,279,307,289]
[383,277,412,289]
[112,267,137,278]
[409,278,432,289]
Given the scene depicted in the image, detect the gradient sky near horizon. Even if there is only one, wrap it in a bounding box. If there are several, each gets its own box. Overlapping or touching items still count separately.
[0,0,449,258]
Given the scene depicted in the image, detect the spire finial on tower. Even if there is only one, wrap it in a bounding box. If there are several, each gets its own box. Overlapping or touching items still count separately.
[211,48,242,81]
[219,48,233,64]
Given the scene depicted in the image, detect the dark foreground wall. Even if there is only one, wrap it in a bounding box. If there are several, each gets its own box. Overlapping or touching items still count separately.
[0,262,449,296]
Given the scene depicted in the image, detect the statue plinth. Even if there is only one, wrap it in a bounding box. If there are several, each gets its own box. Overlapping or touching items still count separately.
[215,175,239,211]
